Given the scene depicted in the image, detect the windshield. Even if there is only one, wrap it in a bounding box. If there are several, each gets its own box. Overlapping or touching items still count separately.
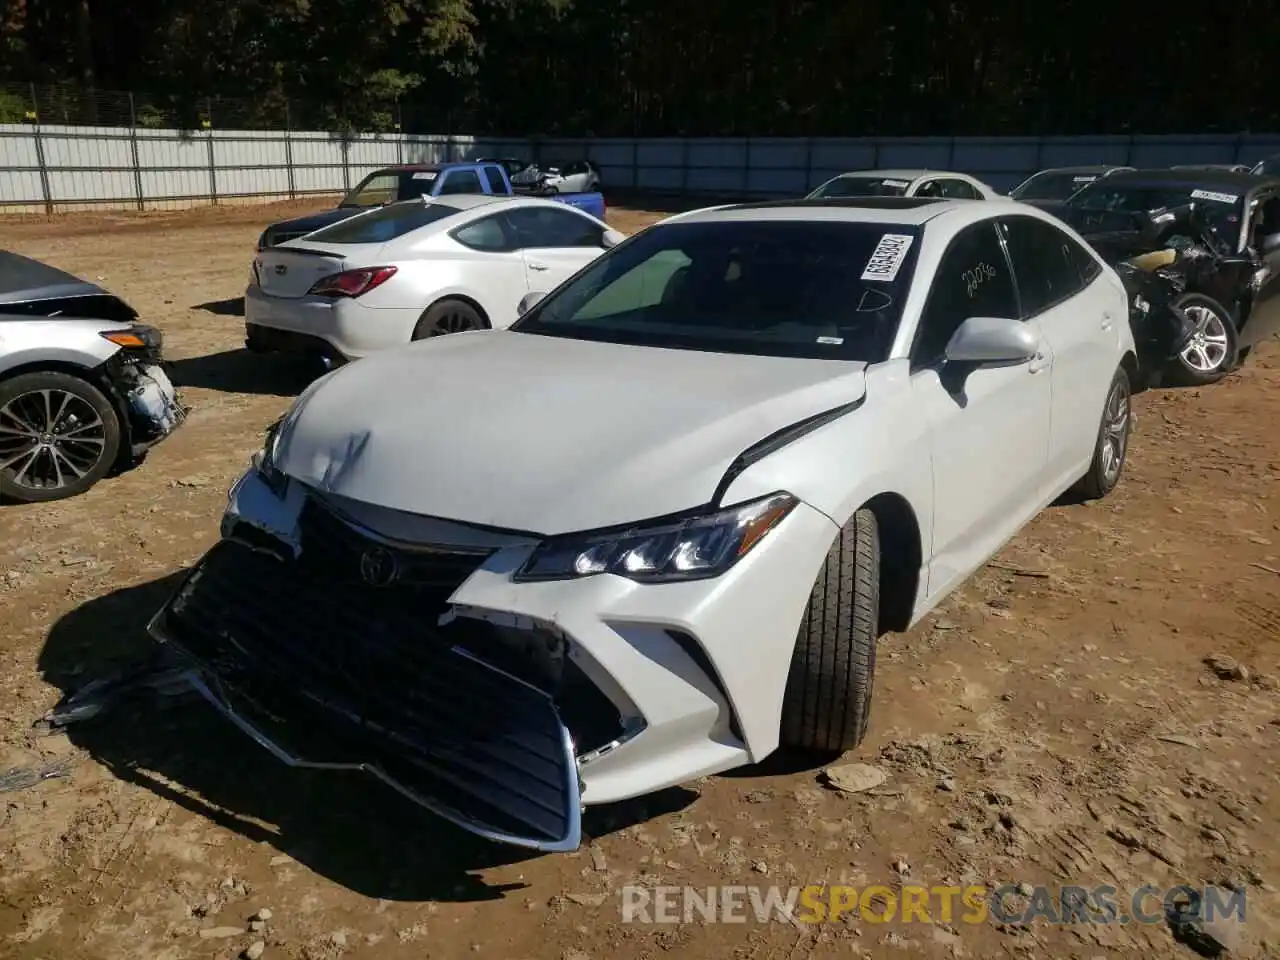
[808,176,911,199]
[340,170,440,207]
[512,220,920,362]
[304,201,463,245]
[1065,183,1244,251]
[1012,172,1101,201]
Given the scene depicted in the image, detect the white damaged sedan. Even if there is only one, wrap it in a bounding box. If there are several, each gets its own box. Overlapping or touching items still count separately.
[149,196,1137,851]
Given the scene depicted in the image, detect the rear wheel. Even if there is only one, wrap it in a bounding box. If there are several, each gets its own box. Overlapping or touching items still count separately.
[780,509,879,753]
[411,299,489,340]
[0,371,122,503]
[1072,366,1131,500]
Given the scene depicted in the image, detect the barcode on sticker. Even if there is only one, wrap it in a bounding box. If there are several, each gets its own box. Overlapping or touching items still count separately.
[413,171,438,181]
[861,234,915,282]
[1190,188,1237,204]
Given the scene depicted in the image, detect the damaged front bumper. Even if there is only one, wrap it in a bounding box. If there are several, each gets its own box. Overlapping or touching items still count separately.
[103,325,188,455]
[148,532,585,852]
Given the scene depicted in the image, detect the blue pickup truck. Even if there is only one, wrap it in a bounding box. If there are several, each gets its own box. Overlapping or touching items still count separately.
[256,161,607,250]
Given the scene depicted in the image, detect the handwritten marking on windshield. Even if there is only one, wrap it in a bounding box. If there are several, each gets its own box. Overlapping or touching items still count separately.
[861,233,915,282]
[963,262,998,297]
[1191,189,1237,204]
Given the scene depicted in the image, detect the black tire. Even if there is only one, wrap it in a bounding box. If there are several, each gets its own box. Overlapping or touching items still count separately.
[780,508,880,753]
[411,299,489,340]
[1072,366,1131,501]
[1167,293,1237,386]
[0,370,122,504]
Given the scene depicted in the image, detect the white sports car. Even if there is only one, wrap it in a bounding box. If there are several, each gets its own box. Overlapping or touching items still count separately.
[150,196,1136,851]
[808,169,999,201]
[244,195,623,361]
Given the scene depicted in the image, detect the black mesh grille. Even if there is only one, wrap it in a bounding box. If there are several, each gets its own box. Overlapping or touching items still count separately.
[156,535,581,849]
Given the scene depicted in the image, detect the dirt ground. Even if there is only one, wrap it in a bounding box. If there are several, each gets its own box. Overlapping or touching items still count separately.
[2,200,1280,960]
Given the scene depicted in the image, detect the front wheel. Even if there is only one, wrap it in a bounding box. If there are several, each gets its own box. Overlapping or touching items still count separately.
[1169,294,1237,385]
[1072,366,1131,501]
[0,371,123,503]
[780,509,880,753]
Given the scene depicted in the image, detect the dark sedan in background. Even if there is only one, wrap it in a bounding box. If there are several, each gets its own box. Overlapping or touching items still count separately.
[1008,165,1133,212]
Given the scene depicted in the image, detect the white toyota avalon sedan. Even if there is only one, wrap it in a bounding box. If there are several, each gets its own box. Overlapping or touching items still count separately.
[244,194,623,362]
[149,196,1137,852]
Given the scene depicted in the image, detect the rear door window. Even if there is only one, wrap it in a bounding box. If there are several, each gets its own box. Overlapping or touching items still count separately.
[481,166,511,195]
[998,215,1088,317]
[438,169,484,195]
[305,202,464,245]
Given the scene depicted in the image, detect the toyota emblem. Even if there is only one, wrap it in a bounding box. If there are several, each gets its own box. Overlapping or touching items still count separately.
[274,264,288,275]
[359,546,399,587]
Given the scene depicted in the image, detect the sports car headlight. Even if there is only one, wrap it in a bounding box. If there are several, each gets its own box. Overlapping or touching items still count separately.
[514,492,798,584]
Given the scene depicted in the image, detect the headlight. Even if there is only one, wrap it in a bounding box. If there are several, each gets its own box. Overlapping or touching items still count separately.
[514,492,797,584]
[250,417,288,497]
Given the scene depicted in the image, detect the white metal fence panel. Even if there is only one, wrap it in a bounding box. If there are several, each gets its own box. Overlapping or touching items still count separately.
[3,124,1280,213]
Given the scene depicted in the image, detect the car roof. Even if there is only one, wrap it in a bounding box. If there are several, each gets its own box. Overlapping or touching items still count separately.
[1031,165,1132,175]
[824,169,973,181]
[1101,167,1279,191]
[375,160,501,175]
[672,196,1028,227]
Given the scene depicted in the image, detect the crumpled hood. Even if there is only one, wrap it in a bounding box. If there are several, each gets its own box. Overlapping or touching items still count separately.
[274,331,867,535]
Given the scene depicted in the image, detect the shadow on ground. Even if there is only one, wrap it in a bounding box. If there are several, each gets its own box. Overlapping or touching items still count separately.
[193,297,245,317]
[168,349,320,397]
[40,572,694,902]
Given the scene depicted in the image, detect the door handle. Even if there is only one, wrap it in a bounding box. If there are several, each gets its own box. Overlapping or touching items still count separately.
[528,261,549,271]
[1028,351,1050,373]
[1101,311,1115,331]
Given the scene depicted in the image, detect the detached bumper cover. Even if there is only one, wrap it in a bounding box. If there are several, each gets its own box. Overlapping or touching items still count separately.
[149,538,583,851]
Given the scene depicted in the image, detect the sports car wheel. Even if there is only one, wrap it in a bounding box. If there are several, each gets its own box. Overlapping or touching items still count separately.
[1171,294,1236,385]
[781,508,879,753]
[1072,366,1131,501]
[412,299,489,340]
[0,371,122,503]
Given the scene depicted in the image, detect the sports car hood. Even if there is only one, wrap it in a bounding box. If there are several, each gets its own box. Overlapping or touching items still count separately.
[273,331,867,535]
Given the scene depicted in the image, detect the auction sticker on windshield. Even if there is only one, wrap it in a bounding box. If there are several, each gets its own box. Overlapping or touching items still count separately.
[861,234,915,282]
[1191,189,1237,204]
[413,172,438,181]
[881,179,910,188]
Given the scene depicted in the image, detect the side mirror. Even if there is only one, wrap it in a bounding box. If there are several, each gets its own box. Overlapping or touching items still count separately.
[517,291,547,316]
[944,316,1040,365]
[1262,233,1280,255]
[601,229,625,249]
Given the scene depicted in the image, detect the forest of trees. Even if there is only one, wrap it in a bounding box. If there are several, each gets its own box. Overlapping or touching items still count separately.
[2,0,1278,136]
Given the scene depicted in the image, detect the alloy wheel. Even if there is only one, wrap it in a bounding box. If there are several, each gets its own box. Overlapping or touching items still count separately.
[430,310,478,336]
[1179,304,1231,373]
[1099,378,1130,485]
[0,388,109,491]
